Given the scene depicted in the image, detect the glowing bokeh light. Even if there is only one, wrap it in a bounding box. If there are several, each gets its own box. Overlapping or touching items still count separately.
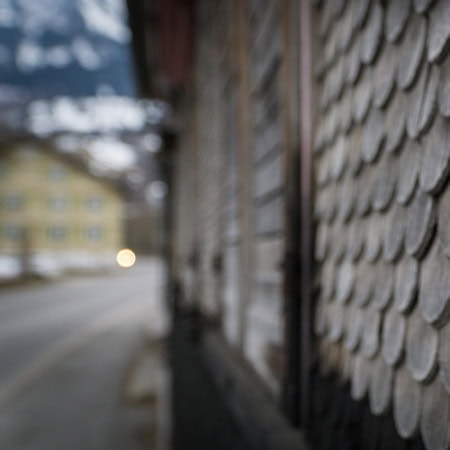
[116,248,136,268]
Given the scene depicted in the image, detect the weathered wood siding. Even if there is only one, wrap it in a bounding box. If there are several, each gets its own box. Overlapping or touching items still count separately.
[311,1,450,448]
[243,0,287,395]
[172,0,291,396]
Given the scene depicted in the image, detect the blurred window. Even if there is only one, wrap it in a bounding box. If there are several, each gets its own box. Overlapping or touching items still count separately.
[4,194,24,210]
[85,226,102,241]
[86,196,103,211]
[47,226,66,241]
[48,165,66,181]
[17,147,37,160]
[3,225,23,241]
[48,196,68,211]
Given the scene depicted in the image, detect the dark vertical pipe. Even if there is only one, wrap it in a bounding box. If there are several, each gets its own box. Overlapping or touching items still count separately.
[281,0,301,426]
[298,0,314,428]
[282,150,301,425]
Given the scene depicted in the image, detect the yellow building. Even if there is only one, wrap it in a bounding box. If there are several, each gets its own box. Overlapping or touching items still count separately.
[0,144,124,275]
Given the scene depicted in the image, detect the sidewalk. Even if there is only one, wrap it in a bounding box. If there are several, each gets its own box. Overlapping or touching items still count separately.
[0,257,171,450]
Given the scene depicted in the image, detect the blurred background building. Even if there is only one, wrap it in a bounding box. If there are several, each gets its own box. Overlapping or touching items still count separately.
[0,144,124,278]
[0,0,172,282]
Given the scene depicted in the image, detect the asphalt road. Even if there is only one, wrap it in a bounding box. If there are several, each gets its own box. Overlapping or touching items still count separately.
[0,257,167,450]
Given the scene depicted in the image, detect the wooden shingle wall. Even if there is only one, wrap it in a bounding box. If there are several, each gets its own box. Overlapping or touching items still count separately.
[311,0,450,448]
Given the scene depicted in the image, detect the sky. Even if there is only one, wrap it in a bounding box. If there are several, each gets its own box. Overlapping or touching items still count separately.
[0,0,136,101]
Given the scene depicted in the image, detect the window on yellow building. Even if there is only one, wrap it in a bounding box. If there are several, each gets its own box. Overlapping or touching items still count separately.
[85,226,102,241]
[4,194,24,210]
[86,196,103,211]
[3,225,23,241]
[48,165,66,181]
[47,226,66,241]
[48,197,68,211]
[17,147,37,160]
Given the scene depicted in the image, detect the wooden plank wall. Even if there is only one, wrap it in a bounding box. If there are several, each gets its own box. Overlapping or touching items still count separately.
[172,0,293,398]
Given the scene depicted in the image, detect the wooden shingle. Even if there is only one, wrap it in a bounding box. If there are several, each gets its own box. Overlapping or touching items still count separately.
[397,14,427,89]
[438,321,450,394]
[407,64,429,139]
[328,301,347,343]
[353,68,373,124]
[383,202,406,262]
[336,261,355,304]
[405,191,436,258]
[427,0,450,62]
[406,307,438,382]
[438,58,450,117]
[393,365,422,439]
[413,0,435,13]
[347,219,365,262]
[345,38,363,86]
[354,263,375,307]
[385,90,407,154]
[385,0,411,43]
[382,306,406,366]
[438,186,450,257]
[419,241,450,326]
[362,108,385,163]
[372,261,395,311]
[420,377,450,450]
[351,354,372,400]
[373,44,398,108]
[369,356,394,415]
[419,116,450,194]
[360,4,384,64]
[365,214,384,262]
[396,140,421,204]
[351,0,371,32]
[371,154,397,211]
[361,306,382,358]
[418,64,439,134]
[394,256,419,314]
[345,303,364,351]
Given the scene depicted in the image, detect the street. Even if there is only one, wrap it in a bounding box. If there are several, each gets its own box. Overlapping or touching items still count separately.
[0,257,168,450]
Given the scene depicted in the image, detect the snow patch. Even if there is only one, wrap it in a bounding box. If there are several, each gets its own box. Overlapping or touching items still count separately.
[72,37,102,70]
[28,97,155,136]
[16,39,45,72]
[78,0,130,44]
[46,46,72,68]
[17,0,71,36]
[0,0,15,27]
[86,137,137,172]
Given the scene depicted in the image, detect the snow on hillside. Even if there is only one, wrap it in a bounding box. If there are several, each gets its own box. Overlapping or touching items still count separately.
[0,0,135,98]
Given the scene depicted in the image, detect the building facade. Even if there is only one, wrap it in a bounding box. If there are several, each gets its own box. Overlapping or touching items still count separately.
[0,144,124,274]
